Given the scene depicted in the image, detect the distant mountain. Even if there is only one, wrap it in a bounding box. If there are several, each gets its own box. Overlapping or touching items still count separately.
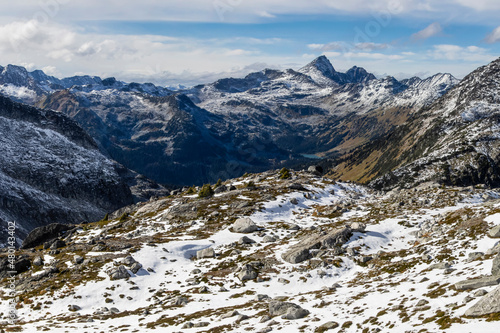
[331,56,500,190]
[0,94,168,244]
[0,56,458,186]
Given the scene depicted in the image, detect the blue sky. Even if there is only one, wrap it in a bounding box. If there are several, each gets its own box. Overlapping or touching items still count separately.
[0,0,499,86]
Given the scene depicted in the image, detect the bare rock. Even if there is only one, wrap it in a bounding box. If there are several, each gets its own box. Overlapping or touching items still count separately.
[232,218,258,233]
[465,284,500,317]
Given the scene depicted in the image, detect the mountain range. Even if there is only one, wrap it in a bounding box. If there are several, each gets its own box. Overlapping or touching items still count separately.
[0,56,459,187]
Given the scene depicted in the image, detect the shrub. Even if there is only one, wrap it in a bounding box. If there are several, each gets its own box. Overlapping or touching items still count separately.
[245,181,256,189]
[198,184,214,198]
[279,167,291,179]
[186,186,196,194]
[119,212,129,222]
[214,179,223,188]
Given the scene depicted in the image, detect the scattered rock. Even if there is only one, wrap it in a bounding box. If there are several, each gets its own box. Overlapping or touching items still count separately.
[465,284,500,317]
[492,253,500,276]
[429,261,451,270]
[68,304,81,312]
[316,321,339,331]
[471,290,486,299]
[33,256,43,266]
[282,227,352,264]
[108,265,131,280]
[214,185,227,194]
[238,236,256,245]
[73,255,84,265]
[232,218,258,233]
[455,275,500,290]
[174,296,189,306]
[130,262,143,274]
[263,235,277,243]
[308,165,323,176]
[237,264,258,281]
[50,239,66,250]
[290,198,299,205]
[21,223,72,249]
[122,256,136,266]
[269,300,309,319]
[220,310,239,319]
[197,247,215,259]
[488,225,500,238]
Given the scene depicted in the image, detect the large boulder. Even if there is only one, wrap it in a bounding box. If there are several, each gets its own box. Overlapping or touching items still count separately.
[108,265,131,280]
[492,253,500,276]
[465,284,500,317]
[282,227,353,264]
[232,218,258,233]
[197,247,215,259]
[454,275,500,290]
[237,264,258,281]
[488,225,500,238]
[21,223,72,249]
[269,300,309,319]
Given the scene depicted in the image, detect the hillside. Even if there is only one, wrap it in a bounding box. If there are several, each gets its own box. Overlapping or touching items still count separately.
[2,169,500,332]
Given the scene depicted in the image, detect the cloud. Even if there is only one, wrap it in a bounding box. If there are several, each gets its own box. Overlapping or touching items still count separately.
[411,22,442,41]
[485,26,500,43]
[428,44,495,62]
[308,42,388,52]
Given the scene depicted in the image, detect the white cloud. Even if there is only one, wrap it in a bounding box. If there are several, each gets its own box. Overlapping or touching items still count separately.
[308,42,388,52]
[428,44,495,62]
[411,22,442,41]
[485,26,500,43]
[1,0,499,24]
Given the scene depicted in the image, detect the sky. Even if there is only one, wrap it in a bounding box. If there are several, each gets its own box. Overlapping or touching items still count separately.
[0,0,499,87]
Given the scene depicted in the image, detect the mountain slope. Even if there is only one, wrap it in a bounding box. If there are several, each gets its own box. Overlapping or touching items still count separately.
[0,94,167,243]
[331,57,500,189]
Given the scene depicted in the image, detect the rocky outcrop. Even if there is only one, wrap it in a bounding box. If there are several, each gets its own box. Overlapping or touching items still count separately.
[454,275,500,290]
[465,284,500,317]
[281,227,353,264]
[21,223,72,249]
[232,218,258,233]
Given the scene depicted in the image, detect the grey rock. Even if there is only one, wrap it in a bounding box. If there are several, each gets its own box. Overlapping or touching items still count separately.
[174,296,189,306]
[232,218,258,233]
[235,314,250,323]
[281,227,352,264]
[122,256,136,266]
[465,284,500,317]
[50,239,66,249]
[263,235,277,243]
[108,265,131,280]
[193,322,210,327]
[474,289,489,297]
[316,321,339,331]
[488,225,500,238]
[220,310,239,319]
[182,322,194,328]
[109,307,120,314]
[214,185,227,193]
[468,252,484,262]
[130,262,142,274]
[21,223,72,249]
[290,198,299,205]
[486,242,500,255]
[429,261,451,270]
[308,165,323,176]
[68,304,81,311]
[197,247,215,259]
[492,253,500,276]
[455,275,500,290]
[269,300,309,319]
[255,294,270,301]
[73,255,84,265]
[191,269,202,274]
[33,256,43,266]
[237,264,258,281]
[238,236,255,245]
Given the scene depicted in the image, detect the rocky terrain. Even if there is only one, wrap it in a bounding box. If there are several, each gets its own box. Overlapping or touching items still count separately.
[0,94,167,244]
[2,169,500,332]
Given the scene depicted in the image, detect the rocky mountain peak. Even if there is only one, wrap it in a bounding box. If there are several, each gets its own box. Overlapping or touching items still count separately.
[299,55,337,79]
[345,66,377,83]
